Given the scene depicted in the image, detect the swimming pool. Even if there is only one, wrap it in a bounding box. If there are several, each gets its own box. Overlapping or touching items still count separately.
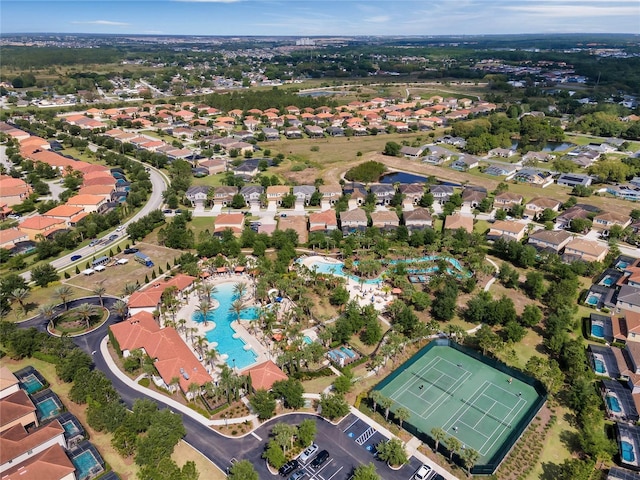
[62,420,81,437]
[586,295,600,306]
[601,276,615,287]
[591,323,605,338]
[303,336,313,345]
[606,395,622,413]
[36,397,62,420]
[594,358,606,374]
[21,374,44,394]
[192,282,258,370]
[71,450,102,480]
[622,440,636,463]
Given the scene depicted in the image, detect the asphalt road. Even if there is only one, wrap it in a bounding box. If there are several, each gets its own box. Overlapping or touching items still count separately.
[21,299,426,480]
[19,163,168,282]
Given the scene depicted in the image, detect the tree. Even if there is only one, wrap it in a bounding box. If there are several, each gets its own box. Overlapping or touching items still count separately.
[379,395,394,422]
[523,271,546,300]
[333,371,353,395]
[250,389,276,420]
[263,440,286,469]
[431,427,446,452]
[521,304,542,327]
[54,285,74,310]
[383,142,402,156]
[352,463,380,480]
[228,460,258,480]
[474,324,501,356]
[368,390,382,413]
[461,447,480,477]
[10,288,30,313]
[376,438,407,467]
[319,393,349,420]
[297,419,317,447]
[395,406,410,429]
[271,378,305,409]
[75,302,99,329]
[38,304,57,329]
[31,263,59,288]
[272,423,297,454]
[92,281,107,308]
[446,436,462,461]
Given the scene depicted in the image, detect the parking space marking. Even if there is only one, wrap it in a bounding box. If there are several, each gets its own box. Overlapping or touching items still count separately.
[343,417,359,432]
[324,466,343,480]
[250,431,262,441]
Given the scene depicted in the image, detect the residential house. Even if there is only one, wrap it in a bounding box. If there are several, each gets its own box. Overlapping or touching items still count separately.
[77,184,115,200]
[185,186,211,206]
[278,216,308,244]
[522,151,553,163]
[444,213,473,233]
[284,126,302,139]
[524,197,562,219]
[400,146,425,158]
[593,212,632,232]
[265,186,290,206]
[494,192,523,210]
[65,194,108,214]
[557,173,594,188]
[0,390,38,433]
[340,208,368,234]
[370,210,400,231]
[42,205,86,227]
[292,185,316,205]
[611,310,640,344]
[606,184,640,202]
[0,420,67,473]
[488,220,527,242]
[0,176,32,207]
[398,184,424,204]
[0,444,76,480]
[403,208,432,231]
[484,164,519,177]
[0,367,19,400]
[369,184,396,205]
[461,187,487,208]
[261,128,280,141]
[450,156,479,171]
[514,168,554,188]
[563,238,609,263]
[528,229,573,253]
[213,186,238,206]
[308,210,338,233]
[246,361,288,392]
[214,213,245,236]
[18,216,66,241]
[109,311,212,398]
[318,185,342,206]
[198,158,226,175]
[240,185,264,206]
[430,185,454,204]
[0,229,29,250]
[556,205,591,230]
[326,126,344,137]
[617,286,640,314]
[304,125,324,138]
[488,147,516,158]
[232,161,259,179]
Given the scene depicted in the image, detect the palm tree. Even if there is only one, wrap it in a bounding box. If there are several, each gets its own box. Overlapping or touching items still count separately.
[194,335,208,359]
[54,285,73,310]
[431,427,447,453]
[230,298,245,322]
[92,281,107,308]
[195,298,211,326]
[112,300,128,320]
[198,283,217,301]
[446,436,462,461]
[379,395,394,422]
[10,288,30,313]
[122,283,138,297]
[395,406,410,429]
[177,318,187,339]
[205,347,218,371]
[461,447,480,477]
[233,282,248,300]
[187,382,201,402]
[75,303,98,329]
[38,304,57,329]
[368,390,382,413]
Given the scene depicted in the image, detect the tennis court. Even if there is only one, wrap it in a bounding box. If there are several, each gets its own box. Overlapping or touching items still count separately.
[374,340,545,473]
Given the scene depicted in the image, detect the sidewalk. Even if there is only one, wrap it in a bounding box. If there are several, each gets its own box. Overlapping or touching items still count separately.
[99,336,257,427]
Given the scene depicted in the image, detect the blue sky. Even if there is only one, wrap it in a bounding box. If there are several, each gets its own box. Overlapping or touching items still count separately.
[2,0,639,36]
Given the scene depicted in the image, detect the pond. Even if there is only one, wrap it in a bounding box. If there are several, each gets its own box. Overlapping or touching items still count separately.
[511,140,575,152]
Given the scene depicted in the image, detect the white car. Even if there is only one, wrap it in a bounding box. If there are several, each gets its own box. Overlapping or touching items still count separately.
[116,226,124,232]
[413,464,433,480]
[297,443,318,463]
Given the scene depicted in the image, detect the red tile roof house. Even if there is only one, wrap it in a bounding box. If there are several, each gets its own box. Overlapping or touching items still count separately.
[65,194,108,214]
[0,175,33,206]
[214,213,245,236]
[370,210,400,231]
[1,443,75,480]
[246,360,288,392]
[0,420,66,473]
[127,274,196,315]
[444,213,474,234]
[18,216,66,241]
[0,390,38,433]
[42,205,87,227]
[309,210,338,233]
[110,312,212,399]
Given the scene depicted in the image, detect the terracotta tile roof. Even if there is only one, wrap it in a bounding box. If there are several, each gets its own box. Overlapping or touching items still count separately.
[444,213,473,233]
[43,205,84,219]
[565,238,608,257]
[0,390,36,428]
[78,185,114,196]
[0,366,18,393]
[490,220,527,234]
[127,290,163,309]
[110,311,159,350]
[28,151,75,169]
[18,216,65,231]
[66,194,105,206]
[1,444,75,480]
[214,213,245,227]
[0,229,28,247]
[247,360,288,391]
[309,210,337,228]
[82,170,113,181]
[82,176,117,187]
[0,420,64,464]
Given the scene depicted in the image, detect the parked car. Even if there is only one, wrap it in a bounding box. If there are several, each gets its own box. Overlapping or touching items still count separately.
[278,459,299,477]
[163,209,173,214]
[298,443,318,463]
[70,254,82,262]
[174,209,183,214]
[123,248,139,254]
[7,214,21,220]
[310,450,329,469]
[289,471,306,480]
[413,464,433,480]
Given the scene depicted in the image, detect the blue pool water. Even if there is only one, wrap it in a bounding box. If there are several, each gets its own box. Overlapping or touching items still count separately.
[62,420,80,436]
[302,255,469,284]
[606,395,622,413]
[303,336,313,345]
[594,358,606,374]
[586,295,600,306]
[591,324,605,338]
[21,374,44,394]
[36,398,62,420]
[618,261,630,270]
[602,276,615,287]
[622,441,636,463]
[72,450,101,480]
[193,282,258,370]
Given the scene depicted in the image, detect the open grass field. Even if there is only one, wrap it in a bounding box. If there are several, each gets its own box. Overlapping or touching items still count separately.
[375,340,545,471]
[172,441,227,480]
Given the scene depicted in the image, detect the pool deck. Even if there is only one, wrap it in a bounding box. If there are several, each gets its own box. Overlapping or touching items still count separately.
[174,275,270,377]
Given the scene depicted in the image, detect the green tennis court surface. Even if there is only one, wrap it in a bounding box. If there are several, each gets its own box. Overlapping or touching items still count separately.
[374,340,545,472]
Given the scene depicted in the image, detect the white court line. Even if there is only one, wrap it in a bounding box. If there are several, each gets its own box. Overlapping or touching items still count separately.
[479,388,529,456]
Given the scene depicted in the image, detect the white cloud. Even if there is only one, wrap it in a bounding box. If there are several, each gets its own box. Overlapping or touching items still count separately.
[364,15,390,24]
[504,4,638,17]
[71,20,130,26]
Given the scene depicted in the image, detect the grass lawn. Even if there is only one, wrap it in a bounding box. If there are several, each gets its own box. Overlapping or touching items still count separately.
[474,219,491,235]
[190,216,215,239]
[1,356,140,480]
[7,282,87,322]
[191,173,227,188]
[171,441,227,480]
[300,374,337,394]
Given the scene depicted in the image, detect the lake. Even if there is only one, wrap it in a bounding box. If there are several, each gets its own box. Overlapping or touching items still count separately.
[510,141,575,152]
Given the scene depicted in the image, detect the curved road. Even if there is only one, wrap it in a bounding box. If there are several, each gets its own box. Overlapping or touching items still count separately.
[22,299,424,480]
[20,163,168,282]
